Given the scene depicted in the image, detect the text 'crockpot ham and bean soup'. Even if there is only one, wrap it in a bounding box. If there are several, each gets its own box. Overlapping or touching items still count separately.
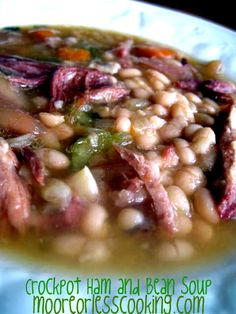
[0,26,236,272]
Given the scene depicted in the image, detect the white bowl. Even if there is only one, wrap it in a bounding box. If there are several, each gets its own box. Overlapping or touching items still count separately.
[0,1,236,313]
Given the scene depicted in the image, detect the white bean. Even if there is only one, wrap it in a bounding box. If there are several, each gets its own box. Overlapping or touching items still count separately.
[174,239,195,260]
[200,99,219,115]
[166,185,190,216]
[175,215,193,236]
[204,60,223,76]
[116,108,132,118]
[152,104,168,117]
[185,93,202,104]
[90,61,121,74]
[171,102,194,122]
[174,166,205,195]
[160,170,174,186]
[133,77,153,92]
[52,234,86,258]
[114,116,131,132]
[159,122,182,140]
[39,112,64,128]
[119,68,142,78]
[191,218,214,243]
[193,188,219,224]
[155,239,194,261]
[53,123,74,140]
[42,179,72,206]
[135,131,158,150]
[124,79,139,89]
[155,241,178,262]
[38,148,70,170]
[174,139,196,165]
[197,147,217,171]
[39,130,61,149]
[149,116,166,130]
[194,113,214,126]
[81,204,108,238]
[117,208,145,231]
[145,69,170,85]
[176,94,189,106]
[79,240,110,263]
[184,124,203,139]
[153,91,178,107]
[132,88,152,99]
[191,127,216,154]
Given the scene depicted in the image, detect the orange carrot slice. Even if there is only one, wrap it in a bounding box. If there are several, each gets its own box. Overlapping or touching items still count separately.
[134,45,176,58]
[58,48,91,62]
[30,29,57,40]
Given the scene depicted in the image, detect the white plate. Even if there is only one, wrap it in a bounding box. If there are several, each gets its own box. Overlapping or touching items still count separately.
[0,1,236,313]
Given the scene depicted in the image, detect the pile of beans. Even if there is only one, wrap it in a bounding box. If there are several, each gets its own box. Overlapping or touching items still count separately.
[46,57,223,263]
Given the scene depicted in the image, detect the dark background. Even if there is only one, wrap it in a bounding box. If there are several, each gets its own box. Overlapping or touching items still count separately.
[141,0,235,30]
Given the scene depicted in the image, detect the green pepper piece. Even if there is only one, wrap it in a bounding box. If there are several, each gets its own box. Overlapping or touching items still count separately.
[65,106,99,127]
[68,130,132,170]
[69,137,93,170]
[112,132,133,146]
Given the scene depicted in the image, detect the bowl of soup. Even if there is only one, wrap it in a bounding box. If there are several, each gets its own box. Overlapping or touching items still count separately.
[0,0,236,313]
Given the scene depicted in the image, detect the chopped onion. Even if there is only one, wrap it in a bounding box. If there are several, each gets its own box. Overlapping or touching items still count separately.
[67,166,99,202]
[7,133,36,148]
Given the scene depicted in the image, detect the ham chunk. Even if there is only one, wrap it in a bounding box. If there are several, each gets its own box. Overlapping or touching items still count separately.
[216,105,236,219]
[132,56,195,81]
[0,138,30,233]
[50,66,115,104]
[114,145,177,232]
[0,54,57,88]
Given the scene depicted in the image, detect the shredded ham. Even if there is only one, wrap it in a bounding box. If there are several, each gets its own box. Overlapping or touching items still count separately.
[112,39,133,58]
[50,66,115,104]
[114,145,177,232]
[113,177,147,207]
[84,86,130,104]
[0,138,30,233]
[0,54,57,88]
[38,197,81,231]
[132,56,195,81]
[175,79,235,105]
[216,105,236,219]
[19,147,45,186]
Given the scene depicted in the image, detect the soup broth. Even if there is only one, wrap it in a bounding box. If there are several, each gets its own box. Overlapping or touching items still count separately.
[0,26,235,273]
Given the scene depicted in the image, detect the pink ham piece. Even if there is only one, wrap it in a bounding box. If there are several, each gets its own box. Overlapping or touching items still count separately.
[174,79,201,92]
[113,176,147,208]
[19,147,45,186]
[84,86,130,104]
[200,80,235,105]
[0,138,30,233]
[132,56,195,81]
[50,66,115,104]
[112,39,133,58]
[217,105,236,219]
[202,80,236,94]
[114,145,177,232]
[0,54,57,88]
[38,197,81,231]
[175,79,235,105]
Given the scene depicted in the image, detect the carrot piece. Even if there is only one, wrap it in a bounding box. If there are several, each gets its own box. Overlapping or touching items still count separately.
[134,45,176,58]
[30,29,57,40]
[58,48,91,62]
